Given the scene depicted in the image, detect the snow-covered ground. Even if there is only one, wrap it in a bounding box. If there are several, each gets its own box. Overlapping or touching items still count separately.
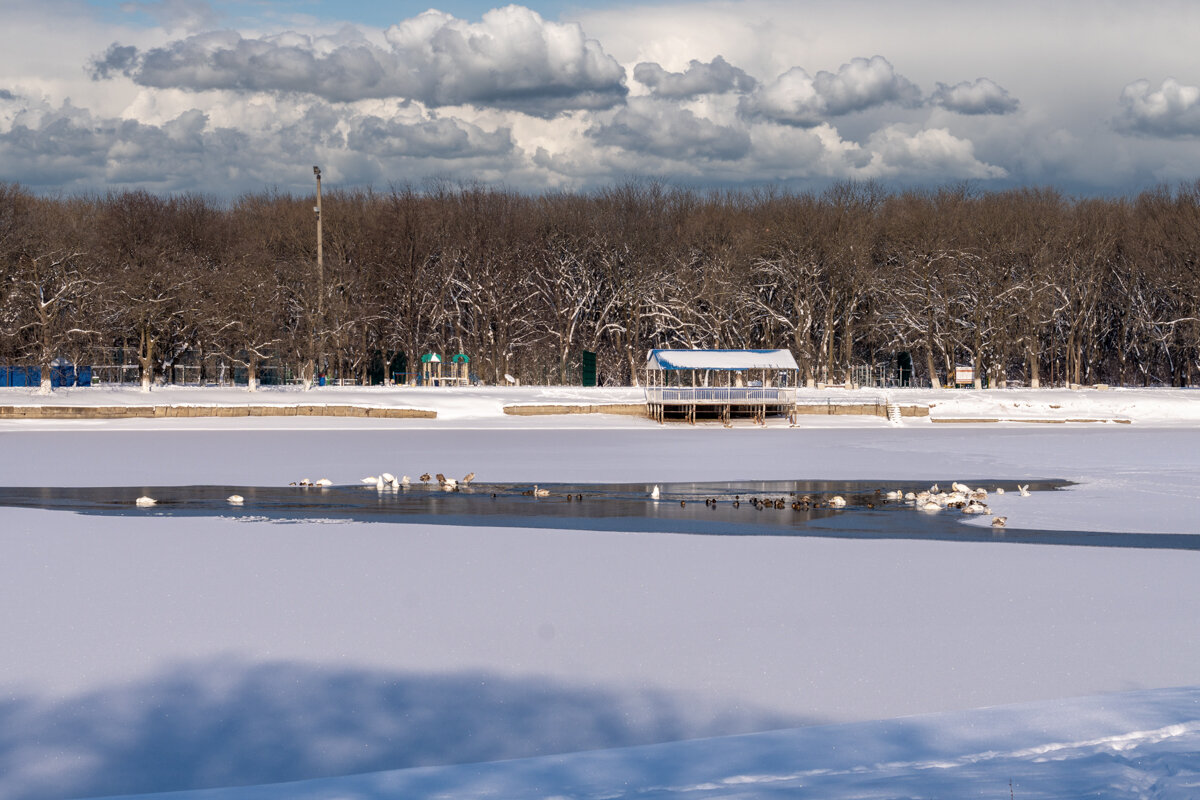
[1,385,1198,799]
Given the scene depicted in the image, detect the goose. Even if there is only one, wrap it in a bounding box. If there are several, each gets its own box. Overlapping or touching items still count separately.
[650,485,661,500]
[1018,485,1031,497]
[135,495,156,507]
[435,473,447,485]
[227,494,244,505]
[419,473,431,483]
[829,495,847,508]
[991,516,1007,527]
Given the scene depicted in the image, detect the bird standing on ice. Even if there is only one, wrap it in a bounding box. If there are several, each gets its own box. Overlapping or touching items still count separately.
[650,485,661,500]
[135,496,156,507]
[1018,484,1031,497]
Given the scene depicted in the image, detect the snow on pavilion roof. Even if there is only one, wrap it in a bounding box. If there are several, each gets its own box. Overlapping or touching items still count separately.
[645,349,799,371]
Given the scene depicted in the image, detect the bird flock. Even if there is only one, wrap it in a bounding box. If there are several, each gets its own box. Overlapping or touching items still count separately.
[132,476,1032,529]
[646,481,1033,527]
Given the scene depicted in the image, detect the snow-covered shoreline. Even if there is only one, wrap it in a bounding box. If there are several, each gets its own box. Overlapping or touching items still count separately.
[0,384,1198,425]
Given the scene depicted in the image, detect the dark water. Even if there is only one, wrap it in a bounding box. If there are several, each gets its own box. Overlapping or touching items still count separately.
[2,478,1197,551]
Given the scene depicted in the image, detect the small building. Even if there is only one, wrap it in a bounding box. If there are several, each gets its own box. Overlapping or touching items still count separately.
[644,349,799,423]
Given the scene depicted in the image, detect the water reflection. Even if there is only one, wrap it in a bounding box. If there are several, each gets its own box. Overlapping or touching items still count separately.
[6,479,1196,551]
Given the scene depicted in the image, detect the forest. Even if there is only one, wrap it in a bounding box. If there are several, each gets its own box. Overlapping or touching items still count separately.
[1,179,1198,390]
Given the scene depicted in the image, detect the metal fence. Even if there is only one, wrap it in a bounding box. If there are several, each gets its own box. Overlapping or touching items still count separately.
[644,386,797,405]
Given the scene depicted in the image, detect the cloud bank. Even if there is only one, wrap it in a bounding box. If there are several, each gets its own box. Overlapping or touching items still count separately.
[1116,78,1200,137]
[90,6,627,115]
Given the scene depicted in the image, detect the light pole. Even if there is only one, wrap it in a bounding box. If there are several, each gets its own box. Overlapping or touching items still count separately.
[312,166,324,385]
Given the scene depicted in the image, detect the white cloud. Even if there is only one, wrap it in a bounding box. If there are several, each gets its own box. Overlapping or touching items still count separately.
[633,56,757,98]
[89,6,628,116]
[930,78,1019,115]
[862,125,1007,180]
[1116,77,1200,137]
[588,98,751,160]
[741,56,921,127]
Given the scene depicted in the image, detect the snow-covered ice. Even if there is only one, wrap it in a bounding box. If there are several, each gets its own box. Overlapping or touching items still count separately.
[0,385,1198,799]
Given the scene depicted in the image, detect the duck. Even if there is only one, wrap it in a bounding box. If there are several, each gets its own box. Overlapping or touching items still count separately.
[227,494,244,505]
[991,516,1007,527]
[135,495,157,507]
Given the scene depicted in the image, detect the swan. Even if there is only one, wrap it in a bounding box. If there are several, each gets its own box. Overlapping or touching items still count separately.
[995,487,1005,495]
[1018,485,1031,497]
[920,500,942,512]
[533,485,550,497]
[829,495,846,508]
[314,478,332,487]
[650,485,661,500]
[135,495,156,507]
[904,491,917,502]
[381,473,396,486]
[442,478,458,491]
[375,476,385,491]
[885,490,902,500]
[400,475,411,486]
[297,479,312,487]
[227,494,244,505]
[360,476,378,485]
[929,483,940,493]
[461,472,476,485]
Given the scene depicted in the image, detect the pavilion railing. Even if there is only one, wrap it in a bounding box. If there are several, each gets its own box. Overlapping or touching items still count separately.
[643,386,797,405]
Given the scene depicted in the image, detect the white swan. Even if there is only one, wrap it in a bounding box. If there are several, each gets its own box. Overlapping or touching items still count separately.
[995,487,1006,495]
[314,478,332,487]
[533,485,550,497]
[885,490,902,500]
[227,494,244,505]
[375,476,385,491]
[400,475,411,486]
[829,495,847,508]
[650,485,661,500]
[361,476,378,485]
[135,495,156,507]
[1018,484,1031,497]
[381,472,396,486]
[920,500,942,512]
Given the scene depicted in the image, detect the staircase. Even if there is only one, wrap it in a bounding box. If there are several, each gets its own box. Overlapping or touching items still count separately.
[886,401,903,424]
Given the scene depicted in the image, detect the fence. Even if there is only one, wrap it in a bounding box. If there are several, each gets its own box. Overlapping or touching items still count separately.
[644,386,797,405]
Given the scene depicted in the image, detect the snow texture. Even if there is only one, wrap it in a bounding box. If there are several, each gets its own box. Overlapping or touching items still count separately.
[0,385,1198,799]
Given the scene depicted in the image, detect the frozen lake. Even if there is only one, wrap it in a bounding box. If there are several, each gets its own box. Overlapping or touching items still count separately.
[1,418,1199,799]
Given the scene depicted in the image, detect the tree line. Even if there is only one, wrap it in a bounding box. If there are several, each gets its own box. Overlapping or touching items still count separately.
[1,179,1198,391]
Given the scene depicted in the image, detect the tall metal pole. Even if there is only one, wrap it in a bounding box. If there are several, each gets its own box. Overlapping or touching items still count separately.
[313,166,324,385]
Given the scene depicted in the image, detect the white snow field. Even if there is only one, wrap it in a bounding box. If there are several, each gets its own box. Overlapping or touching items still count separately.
[0,385,1198,799]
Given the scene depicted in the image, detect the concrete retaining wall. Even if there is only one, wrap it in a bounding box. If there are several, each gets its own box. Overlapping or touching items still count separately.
[0,405,436,419]
[503,404,647,416]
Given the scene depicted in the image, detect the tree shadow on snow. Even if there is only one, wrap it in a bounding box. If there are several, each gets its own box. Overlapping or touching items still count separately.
[0,658,808,800]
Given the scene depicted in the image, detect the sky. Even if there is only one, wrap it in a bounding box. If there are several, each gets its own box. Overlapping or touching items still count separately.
[1,0,1198,197]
